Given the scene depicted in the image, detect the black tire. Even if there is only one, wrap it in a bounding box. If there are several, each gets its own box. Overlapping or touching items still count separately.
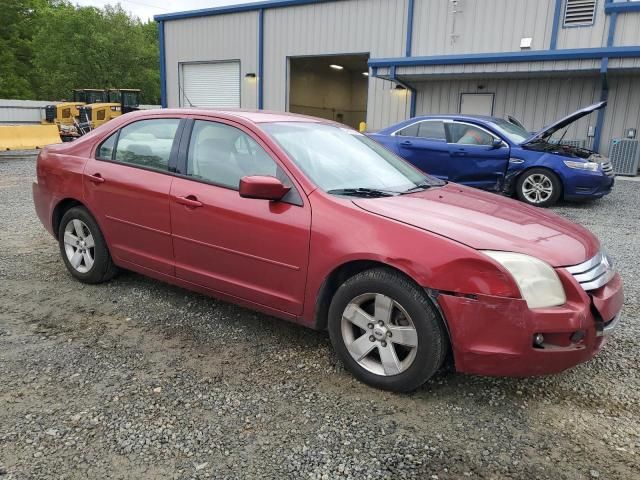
[515,168,562,207]
[328,268,448,392]
[58,206,118,284]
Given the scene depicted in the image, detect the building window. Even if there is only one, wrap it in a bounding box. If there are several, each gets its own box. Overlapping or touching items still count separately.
[563,0,597,27]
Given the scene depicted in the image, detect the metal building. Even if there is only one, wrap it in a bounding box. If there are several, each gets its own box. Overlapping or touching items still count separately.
[156,0,640,155]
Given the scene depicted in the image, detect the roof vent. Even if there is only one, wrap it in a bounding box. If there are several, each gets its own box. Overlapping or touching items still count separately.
[563,0,597,26]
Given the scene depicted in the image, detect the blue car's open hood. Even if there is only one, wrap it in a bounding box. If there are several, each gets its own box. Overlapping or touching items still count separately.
[521,101,607,146]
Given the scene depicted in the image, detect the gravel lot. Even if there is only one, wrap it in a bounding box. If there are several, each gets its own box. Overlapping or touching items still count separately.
[1,155,638,479]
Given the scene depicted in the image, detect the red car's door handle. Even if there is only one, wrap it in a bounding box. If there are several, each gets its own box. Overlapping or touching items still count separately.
[88,173,105,184]
[175,195,203,208]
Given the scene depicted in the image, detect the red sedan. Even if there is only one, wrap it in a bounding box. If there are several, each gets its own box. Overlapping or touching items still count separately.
[33,109,624,392]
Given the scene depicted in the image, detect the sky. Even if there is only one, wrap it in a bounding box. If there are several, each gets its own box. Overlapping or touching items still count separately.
[72,0,268,21]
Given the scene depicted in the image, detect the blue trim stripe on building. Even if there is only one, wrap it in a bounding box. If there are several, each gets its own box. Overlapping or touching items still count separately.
[549,0,563,49]
[605,0,640,14]
[606,11,619,47]
[368,46,640,68]
[405,0,415,57]
[158,20,167,108]
[155,0,334,21]
[258,9,264,110]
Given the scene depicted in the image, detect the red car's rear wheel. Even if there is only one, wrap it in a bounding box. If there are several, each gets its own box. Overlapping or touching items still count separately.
[58,206,118,284]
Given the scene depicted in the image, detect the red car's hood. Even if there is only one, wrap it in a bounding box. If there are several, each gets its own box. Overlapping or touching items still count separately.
[352,184,599,267]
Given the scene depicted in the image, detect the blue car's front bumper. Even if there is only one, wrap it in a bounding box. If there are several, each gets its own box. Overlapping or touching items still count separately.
[561,169,615,200]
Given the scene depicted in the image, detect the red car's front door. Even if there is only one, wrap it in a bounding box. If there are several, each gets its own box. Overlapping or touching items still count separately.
[169,118,311,315]
[83,117,182,276]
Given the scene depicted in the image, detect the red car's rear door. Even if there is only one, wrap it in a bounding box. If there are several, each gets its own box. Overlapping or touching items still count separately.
[83,117,184,276]
[169,118,311,315]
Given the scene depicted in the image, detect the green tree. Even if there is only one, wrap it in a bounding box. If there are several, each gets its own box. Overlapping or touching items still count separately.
[31,2,160,103]
[0,0,47,98]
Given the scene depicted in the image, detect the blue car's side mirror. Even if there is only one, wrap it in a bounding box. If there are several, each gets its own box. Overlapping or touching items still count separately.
[491,138,504,149]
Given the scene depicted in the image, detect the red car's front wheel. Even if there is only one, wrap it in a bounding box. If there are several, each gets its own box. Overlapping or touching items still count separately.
[328,268,448,392]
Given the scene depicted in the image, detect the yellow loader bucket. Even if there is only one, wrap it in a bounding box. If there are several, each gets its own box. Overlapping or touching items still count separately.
[0,124,62,151]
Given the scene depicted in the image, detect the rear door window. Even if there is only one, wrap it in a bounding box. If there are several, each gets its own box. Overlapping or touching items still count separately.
[395,123,420,137]
[417,121,446,140]
[97,132,117,160]
[111,119,180,171]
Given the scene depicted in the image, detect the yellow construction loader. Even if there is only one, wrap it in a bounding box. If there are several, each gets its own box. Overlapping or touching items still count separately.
[1,88,141,151]
[78,89,141,132]
[42,89,108,141]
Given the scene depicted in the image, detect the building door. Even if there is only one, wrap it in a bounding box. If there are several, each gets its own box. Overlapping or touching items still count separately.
[288,54,369,129]
[179,61,240,108]
[460,93,494,116]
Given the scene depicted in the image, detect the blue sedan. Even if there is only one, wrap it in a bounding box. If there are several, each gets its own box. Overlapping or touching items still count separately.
[369,101,614,207]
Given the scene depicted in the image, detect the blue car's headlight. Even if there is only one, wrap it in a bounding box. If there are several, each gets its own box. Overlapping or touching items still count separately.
[563,160,600,172]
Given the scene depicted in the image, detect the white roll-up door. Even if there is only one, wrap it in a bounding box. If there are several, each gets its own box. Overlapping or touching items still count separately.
[180,61,240,108]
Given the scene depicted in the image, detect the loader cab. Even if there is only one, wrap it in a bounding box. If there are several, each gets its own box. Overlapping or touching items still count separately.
[79,89,141,131]
[78,103,120,130]
[72,89,108,104]
[107,88,141,113]
[43,88,106,126]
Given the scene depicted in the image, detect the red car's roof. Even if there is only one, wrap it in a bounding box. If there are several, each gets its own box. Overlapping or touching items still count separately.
[139,108,327,124]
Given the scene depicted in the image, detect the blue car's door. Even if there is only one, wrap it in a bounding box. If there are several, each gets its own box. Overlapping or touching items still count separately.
[393,120,450,179]
[444,121,510,191]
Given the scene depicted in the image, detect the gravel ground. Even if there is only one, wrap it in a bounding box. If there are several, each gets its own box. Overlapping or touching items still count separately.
[0,155,638,479]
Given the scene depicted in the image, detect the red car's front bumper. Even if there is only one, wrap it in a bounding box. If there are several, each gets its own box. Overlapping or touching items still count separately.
[438,270,624,377]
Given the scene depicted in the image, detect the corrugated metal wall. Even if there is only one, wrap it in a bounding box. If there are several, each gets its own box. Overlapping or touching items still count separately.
[411,0,556,55]
[414,75,602,149]
[393,59,602,77]
[601,74,640,152]
[160,0,639,147]
[163,12,259,108]
[555,1,609,49]
[0,100,53,124]
[263,0,410,129]
[613,12,640,46]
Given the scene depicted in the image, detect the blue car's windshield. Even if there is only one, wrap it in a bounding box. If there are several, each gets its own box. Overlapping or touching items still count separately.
[487,118,530,144]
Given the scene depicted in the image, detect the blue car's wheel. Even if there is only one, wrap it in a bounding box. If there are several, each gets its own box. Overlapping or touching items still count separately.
[516,168,562,208]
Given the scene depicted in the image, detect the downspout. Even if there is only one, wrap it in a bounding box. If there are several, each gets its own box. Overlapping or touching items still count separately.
[549,0,563,49]
[158,20,167,108]
[405,0,417,118]
[390,66,417,119]
[258,9,264,110]
[593,11,617,153]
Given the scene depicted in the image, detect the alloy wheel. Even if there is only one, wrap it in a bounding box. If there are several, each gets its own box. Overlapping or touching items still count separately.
[63,219,95,273]
[341,293,418,376]
[522,173,553,204]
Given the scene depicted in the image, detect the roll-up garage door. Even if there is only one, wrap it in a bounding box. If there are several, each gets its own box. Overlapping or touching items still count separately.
[180,61,240,108]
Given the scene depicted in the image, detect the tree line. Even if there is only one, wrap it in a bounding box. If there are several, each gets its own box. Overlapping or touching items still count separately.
[0,0,160,104]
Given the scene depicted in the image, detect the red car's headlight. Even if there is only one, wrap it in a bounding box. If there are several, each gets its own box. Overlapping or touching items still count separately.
[483,251,566,309]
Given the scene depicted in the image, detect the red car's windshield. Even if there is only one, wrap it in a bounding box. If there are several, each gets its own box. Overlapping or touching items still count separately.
[262,122,442,195]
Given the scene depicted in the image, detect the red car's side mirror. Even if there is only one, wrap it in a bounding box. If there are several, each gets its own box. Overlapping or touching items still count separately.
[239,175,291,201]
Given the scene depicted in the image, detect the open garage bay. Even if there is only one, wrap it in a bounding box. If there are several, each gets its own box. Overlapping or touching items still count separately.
[0,155,638,479]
